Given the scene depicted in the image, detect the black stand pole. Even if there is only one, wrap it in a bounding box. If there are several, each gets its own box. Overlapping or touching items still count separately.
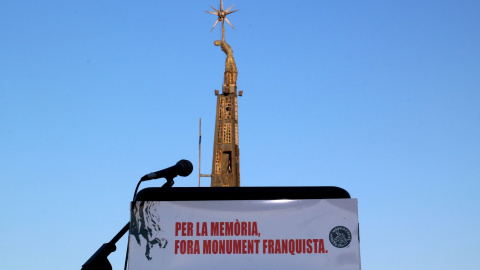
[81,223,129,270]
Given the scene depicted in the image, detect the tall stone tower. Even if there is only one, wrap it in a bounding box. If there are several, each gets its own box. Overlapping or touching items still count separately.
[206,1,241,187]
[210,80,240,187]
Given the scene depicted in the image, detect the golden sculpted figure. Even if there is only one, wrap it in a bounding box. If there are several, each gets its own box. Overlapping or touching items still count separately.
[214,31,237,86]
[206,0,239,86]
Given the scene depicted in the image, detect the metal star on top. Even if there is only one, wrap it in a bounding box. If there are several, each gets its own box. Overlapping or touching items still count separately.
[205,0,239,31]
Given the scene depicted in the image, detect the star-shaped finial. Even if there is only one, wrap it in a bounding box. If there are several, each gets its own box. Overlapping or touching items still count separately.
[205,0,239,31]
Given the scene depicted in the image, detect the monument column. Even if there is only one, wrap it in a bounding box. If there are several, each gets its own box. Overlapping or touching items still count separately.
[205,1,241,187]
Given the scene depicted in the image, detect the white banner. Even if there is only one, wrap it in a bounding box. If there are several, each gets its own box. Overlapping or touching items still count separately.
[129,199,360,270]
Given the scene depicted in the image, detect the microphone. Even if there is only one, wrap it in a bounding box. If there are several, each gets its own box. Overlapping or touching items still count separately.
[140,160,193,181]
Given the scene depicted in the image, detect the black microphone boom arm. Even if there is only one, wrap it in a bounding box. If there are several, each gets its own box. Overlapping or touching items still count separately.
[81,223,129,270]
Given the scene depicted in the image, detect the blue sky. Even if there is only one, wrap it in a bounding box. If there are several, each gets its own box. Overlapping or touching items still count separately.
[1,0,479,269]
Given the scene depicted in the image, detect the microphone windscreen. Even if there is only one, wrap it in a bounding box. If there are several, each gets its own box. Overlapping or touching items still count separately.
[177,159,194,177]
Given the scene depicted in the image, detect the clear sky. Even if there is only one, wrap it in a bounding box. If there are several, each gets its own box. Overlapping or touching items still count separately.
[1,0,479,269]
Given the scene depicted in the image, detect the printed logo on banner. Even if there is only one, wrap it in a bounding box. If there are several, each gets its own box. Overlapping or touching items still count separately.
[329,226,352,248]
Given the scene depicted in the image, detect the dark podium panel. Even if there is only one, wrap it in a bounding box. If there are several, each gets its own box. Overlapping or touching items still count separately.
[135,186,350,201]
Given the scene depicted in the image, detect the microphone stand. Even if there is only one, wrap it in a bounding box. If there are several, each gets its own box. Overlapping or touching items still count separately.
[81,178,175,270]
[81,223,129,270]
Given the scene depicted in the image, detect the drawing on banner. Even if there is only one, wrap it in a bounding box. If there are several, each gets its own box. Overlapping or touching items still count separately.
[130,201,168,260]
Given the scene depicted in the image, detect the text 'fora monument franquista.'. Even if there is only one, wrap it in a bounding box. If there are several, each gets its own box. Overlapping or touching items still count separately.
[205,1,241,187]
